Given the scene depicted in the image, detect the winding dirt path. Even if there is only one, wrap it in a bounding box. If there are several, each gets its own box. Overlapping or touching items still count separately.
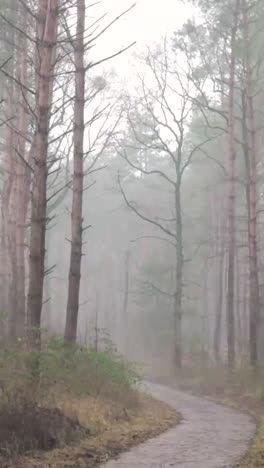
[101,382,255,468]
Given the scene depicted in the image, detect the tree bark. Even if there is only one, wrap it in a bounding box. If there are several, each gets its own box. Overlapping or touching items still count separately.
[2,86,17,337]
[214,243,225,365]
[14,4,29,337]
[235,249,243,358]
[64,0,85,342]
[122,249,131,354]
[27,0,59,347]
[1,93,13,314]
[242,0,260,368]
[212,190,224,364]
[0,5,17,336]
[226,0,240,369]
[242,269,248,344]
[202,258,209,360]
[174,182,184,370]
[8,162,18,338]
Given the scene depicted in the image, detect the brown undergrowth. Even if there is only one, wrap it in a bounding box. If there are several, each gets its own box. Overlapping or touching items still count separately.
[0,338,179,467]
[1,393,179,468]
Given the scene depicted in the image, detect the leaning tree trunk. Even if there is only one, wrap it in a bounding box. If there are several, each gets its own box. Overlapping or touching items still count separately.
[243,0,260,368]
[27,0,59,347]
[64,0,85,342]
[226,0,240,369]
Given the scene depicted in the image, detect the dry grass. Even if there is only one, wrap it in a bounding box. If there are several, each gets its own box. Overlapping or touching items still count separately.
[0,392,180,468]
[241,419,264,467]
[0,340,180,467]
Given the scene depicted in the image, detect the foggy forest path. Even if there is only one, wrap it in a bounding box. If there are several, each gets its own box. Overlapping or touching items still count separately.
[101,382,255,468]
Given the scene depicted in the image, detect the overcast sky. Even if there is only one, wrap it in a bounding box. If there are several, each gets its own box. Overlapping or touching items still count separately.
[93,1,194,75]
[109,0,193,44]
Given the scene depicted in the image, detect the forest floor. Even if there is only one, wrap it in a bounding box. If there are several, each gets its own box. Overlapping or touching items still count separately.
[0,375,256,467]
[0,340,180,468]
[0,390,179,468]
[157,368,264,467]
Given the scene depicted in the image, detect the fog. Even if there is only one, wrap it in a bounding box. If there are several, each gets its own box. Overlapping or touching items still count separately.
[1,0,264,376]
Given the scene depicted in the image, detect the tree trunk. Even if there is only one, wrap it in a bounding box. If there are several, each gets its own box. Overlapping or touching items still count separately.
[122,249,131,355]
[2,86,17,337]
[243,0,260,368]
[0,9,17,335]
[212,190,225,364]
[64,0,85,342]
[14,4,29,337]
[174,182,184,370]
[226,0,240,369]
[214,244,224,365]
[8,166,18,338]
[8,39,28,338]
[43,228,52,330]
[235,250,243,358]
[240,260,248,345]
[202,259,209,360]
[27,0,59,347]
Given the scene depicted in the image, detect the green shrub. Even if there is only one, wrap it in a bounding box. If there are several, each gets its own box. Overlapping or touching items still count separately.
[0,336,141,407]
[0,336,140,457]
[39,336,140,404]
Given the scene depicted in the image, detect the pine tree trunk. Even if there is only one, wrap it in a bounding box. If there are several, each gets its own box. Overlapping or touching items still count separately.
[0,12,18,336]
[236,250,243,358]
[214,244,224,364]
[27,0,59,347]
[64,0,85,342]
[243,0,260,368]
[212,191,224,364]
[226,0,240,369]
[122,249,131,354]
[14,4,29,336]
[2,86,18,337]
[8,167,18,337]
[242,263,249,343]
[174,182,184,370]
[202,259,209,360]
[1,87,15,322]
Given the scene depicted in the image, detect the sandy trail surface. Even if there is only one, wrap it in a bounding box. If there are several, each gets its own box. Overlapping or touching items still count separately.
[101,382,255,468]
